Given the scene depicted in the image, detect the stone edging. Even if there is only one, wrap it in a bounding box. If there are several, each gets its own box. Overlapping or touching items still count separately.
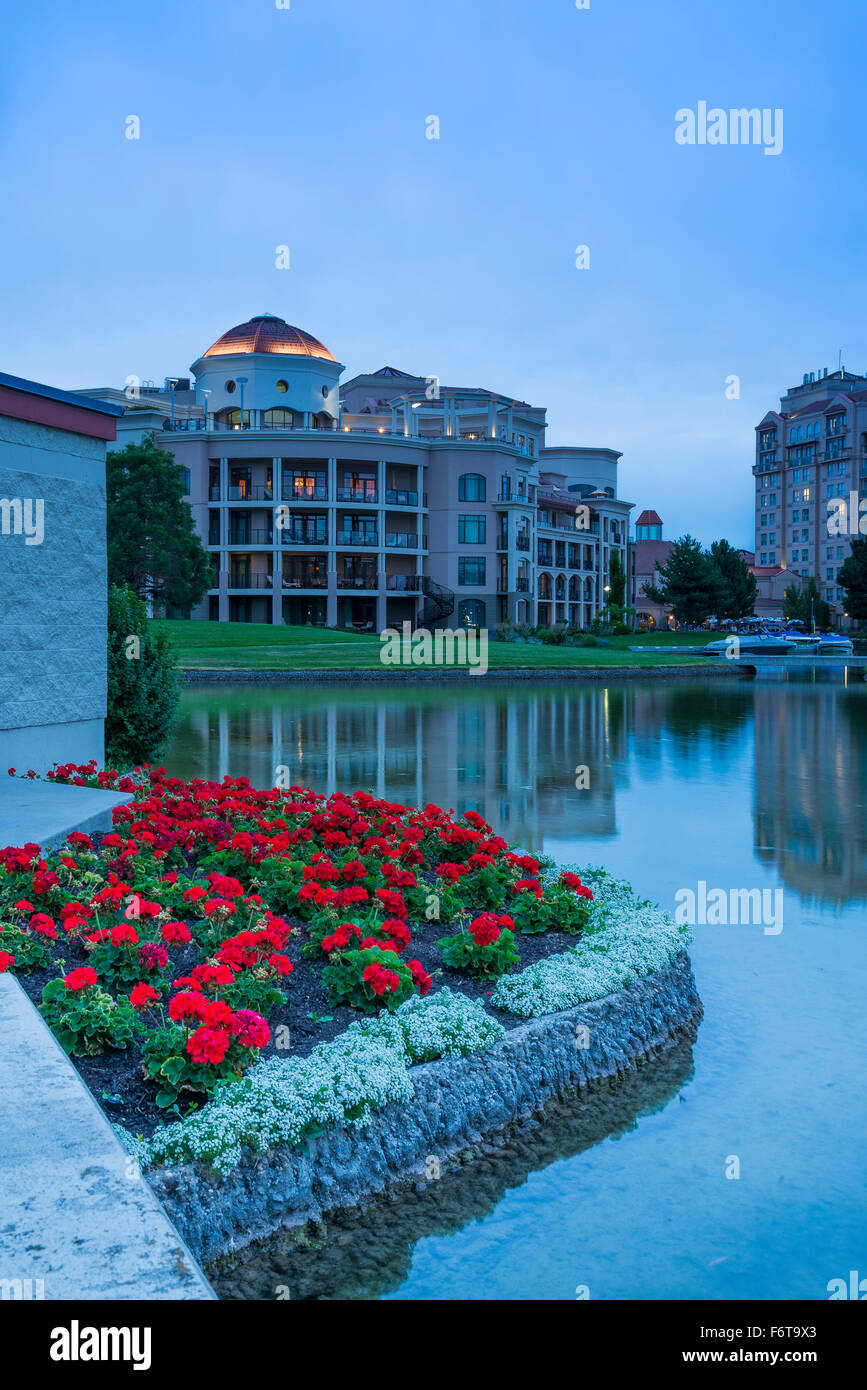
[148,949,702,1266]
[180,665,738,685]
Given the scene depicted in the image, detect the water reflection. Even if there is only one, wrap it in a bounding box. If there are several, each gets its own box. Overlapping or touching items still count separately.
[209,1029,699,1302]
[167,678,867,905]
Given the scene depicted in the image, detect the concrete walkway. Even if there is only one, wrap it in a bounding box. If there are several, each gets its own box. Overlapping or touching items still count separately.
[0,779,134,851]
[0,974,214,1300]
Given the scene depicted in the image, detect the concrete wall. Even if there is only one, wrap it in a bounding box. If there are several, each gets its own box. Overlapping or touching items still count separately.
[0,416,109,772]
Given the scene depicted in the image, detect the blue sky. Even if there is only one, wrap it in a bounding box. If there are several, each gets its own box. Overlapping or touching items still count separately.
[2,0,865,546]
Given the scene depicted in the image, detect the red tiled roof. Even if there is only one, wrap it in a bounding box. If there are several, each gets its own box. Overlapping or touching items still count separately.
[635,509,662,525]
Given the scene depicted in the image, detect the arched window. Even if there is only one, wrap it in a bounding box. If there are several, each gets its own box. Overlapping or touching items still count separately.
[222,408,250,430]
[569,575,580,601]
[538,572,552,600]
[458,598,486,628]
[458,473,486,502]
[583,576,594,601]
[262,407,294,429]
[555,575,566,601]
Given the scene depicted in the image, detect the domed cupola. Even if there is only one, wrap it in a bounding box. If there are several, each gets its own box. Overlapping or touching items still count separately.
[191,314,344,426]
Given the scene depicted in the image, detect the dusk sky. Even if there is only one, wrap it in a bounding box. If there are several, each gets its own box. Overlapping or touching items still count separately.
[2,0,866,547]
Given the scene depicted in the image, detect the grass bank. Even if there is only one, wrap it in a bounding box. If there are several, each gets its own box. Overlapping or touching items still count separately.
[152,621,717,671]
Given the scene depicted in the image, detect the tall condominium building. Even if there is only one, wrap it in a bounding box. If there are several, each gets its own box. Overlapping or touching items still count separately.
[83,314,631,630]
[755,364,867,619]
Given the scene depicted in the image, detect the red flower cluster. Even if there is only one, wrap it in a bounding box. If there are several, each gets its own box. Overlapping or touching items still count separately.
[64,966,97,992]
[362,961,401,995]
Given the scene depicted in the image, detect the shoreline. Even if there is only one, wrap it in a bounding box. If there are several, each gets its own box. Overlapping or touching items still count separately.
[179,664,741,685]
[148,949,702,1267]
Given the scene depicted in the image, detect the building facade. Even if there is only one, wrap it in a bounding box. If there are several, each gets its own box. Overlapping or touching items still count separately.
[83,314,631,631]
[0,372,121,770]
[631,508,675,628]
[755,365,867,623]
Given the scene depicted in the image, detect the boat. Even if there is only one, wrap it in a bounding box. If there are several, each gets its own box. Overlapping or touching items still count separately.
[704,632,797,656]
[813,631,854,654]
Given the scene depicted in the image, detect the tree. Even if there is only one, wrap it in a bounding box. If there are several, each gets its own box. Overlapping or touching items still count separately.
[107,438,211,615]
[783,576,831,630]
[644,534,725,626]
[106,585,179,766]
[709,540,757,620]
[838,538,867,622]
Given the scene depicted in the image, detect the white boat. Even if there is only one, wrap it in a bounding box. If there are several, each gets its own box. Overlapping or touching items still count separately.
[813,631,854,654]
[704,633,797,656]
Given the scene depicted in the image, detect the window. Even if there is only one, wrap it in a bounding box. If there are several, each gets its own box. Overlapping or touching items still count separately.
[458,599,486,628]
[262,408,294,428]
[760,553,767,565]
[458,514,486,544]
[458,473,486,502]
[225,380,236,393]
[458,557,486,585]
[179,466,191,494]
[208,511,220,545]
[276,380,289,393]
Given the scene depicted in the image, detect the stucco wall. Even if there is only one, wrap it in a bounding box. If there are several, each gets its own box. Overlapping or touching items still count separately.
[0,416,108,771]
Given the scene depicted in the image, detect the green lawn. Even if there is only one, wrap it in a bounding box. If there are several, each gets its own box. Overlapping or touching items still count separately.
[153,621,720,671]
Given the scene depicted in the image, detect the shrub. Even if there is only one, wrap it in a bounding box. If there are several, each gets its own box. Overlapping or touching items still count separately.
[141,1005,270,1108]
[321,944,419,1013]
[438,914,520,981]
[39,972,138,1055]
[510,879,593,935]
[106,584,179,766]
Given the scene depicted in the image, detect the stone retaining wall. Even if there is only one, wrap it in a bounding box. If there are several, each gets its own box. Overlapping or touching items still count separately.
[180,666,737,686]
[149,950,702,1266]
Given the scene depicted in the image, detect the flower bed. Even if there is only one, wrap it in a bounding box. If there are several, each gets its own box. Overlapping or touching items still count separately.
[1,763,693,1191]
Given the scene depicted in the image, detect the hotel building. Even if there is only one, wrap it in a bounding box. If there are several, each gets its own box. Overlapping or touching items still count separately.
[755,365,867,621]
[82,314,631,631]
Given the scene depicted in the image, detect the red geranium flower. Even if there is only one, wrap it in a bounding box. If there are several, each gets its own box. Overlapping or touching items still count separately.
[186,1026,230,1065]
[64,966,98,991]
[129,982,160,1010]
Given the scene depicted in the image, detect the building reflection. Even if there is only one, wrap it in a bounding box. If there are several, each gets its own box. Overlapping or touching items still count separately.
[753,677,867,906]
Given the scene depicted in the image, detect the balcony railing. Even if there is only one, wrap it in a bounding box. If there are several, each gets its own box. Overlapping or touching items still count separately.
[385,489,419,506]
[386,574,422,591]
[336,530,378,546]
[282,484,328,501]
[337,487,378,503]
[227,485,273,502]
[385,532,419,548]
[516,578,531,592]
[516,535,530,550]
[337,576,378,590]
[281,574,328,589]
[226,573,274,590]
[229,529,273,545]
[208,485,221,500]
[280,529,328,546]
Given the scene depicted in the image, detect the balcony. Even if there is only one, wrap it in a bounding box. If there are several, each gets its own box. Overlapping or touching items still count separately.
[516,534,530,551]
[336,529,379,546]
[282,484,328,502]
[386,574,421,591]
[385,489,419,507]
[516,578,531,592]
[385,532,420,548]
[208,485,221,500]
[227,484,273,502]
[337,487,378,504]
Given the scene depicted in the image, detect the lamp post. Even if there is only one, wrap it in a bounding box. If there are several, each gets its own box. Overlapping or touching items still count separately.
[201,389,211,430]
[237,376,248,430]
[167,377,178,430]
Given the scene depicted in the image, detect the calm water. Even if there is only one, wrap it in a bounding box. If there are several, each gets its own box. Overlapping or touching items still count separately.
[164,674,867,1301]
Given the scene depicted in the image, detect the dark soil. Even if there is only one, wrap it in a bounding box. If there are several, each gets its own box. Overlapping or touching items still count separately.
[17,905,580,1140]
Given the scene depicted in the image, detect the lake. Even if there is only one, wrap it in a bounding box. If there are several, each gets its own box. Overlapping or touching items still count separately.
[163,674,867,1301]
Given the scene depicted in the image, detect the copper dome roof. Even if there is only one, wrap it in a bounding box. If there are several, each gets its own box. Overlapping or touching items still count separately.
[202,314,337,362]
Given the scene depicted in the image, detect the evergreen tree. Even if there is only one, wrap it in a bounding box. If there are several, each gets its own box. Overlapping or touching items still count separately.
[644,534,725,625]
[783,576,831,630]
[709,539,757,620]
[106,585,179,765]
[107,437,211,615]
[838,538,867,622]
